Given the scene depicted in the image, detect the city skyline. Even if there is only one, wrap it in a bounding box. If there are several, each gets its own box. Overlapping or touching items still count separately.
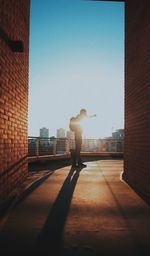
[38,126,123,139]
[29,0,124,138]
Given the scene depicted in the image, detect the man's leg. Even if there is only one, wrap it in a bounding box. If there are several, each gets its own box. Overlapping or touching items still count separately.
[70,149,76,167]
[76,139,86,167]
[76,139,81,165]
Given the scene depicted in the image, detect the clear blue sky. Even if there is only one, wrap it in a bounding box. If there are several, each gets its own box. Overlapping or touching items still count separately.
[29,0,124,138]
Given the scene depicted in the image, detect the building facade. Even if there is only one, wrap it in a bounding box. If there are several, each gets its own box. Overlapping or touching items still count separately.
[66,130,74,140]
[57,128,65,138]
[0,0,30,206]
[56,138,69,154]
[40,127,49,138]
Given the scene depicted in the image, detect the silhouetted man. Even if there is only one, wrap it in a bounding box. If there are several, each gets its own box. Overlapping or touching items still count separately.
[69,109,87,168]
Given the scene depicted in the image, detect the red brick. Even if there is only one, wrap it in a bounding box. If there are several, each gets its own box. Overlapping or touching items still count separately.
[0,0,30,204]
[123,0,150,202]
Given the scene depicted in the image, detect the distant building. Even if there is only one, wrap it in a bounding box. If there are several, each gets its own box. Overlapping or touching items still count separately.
[49,137,57,154]
[56,138,69,154]
[40,127,49,138]
[28,138,36,156]
[107,139,118,152]
[82,139,97,152]
[112,129,124,140]
[97,139,108,152]
[102,129,124,152]
[112,129,124,152]
[39,128,49,153]
[57,128,65,138]
[66,130,74,140]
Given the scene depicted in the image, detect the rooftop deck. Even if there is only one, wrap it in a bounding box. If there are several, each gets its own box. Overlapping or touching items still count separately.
[1,160,150,256]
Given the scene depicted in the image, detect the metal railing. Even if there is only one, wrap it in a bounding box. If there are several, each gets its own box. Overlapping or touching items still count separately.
[28,137,124,157]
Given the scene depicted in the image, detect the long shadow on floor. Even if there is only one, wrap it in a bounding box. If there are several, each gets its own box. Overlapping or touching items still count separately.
[28,159,71,172]
[34,166,82,256]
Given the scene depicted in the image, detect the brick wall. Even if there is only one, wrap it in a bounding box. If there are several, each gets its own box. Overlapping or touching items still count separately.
[123,0,150,202]
[0,0,30,206]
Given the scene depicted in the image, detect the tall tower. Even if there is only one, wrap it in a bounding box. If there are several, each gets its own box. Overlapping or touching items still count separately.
[40,127,49,137]
[57,128,65,138]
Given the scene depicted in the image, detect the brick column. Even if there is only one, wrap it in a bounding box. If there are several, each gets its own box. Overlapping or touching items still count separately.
[123,0,150,202]
[0,0,30,207]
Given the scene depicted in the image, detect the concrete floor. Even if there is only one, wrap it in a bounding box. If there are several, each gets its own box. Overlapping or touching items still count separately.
[1,160,150,256]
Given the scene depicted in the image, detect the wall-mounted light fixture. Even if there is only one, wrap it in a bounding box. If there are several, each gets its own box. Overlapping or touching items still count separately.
[0,27,24,53]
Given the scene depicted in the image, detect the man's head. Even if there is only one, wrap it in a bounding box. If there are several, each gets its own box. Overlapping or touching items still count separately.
[80,108,87,117]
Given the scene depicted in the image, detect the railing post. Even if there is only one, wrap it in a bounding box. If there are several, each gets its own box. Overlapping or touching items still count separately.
[36,137,39,157]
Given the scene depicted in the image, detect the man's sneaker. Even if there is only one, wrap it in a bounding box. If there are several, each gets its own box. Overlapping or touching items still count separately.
[78,163,87,168]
